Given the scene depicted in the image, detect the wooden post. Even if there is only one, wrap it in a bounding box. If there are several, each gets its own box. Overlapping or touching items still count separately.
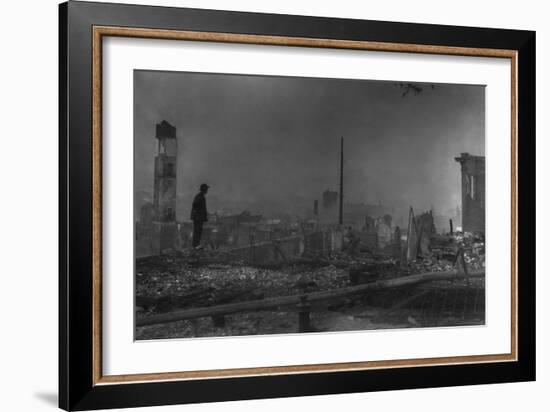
[136,269,485,327]
[449,218,454,235]
[460,248,470,287]
[297,295,311,333]
[416,220,424,257]
[406,206,417,261]
[249,228,256,263]
[339,137,344,225]
[460,248,471,319]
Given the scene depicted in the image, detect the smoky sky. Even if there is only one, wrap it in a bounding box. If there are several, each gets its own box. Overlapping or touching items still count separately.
[134,70,484,221]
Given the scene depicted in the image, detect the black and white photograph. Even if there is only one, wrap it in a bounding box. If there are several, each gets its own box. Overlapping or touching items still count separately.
[1,0,542,410]
[134,70,486,340]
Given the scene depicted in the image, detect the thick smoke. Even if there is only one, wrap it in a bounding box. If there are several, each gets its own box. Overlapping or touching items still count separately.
[134,70,484,225]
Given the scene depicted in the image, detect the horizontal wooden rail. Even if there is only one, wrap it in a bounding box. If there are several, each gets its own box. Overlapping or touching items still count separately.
[136,269,484,327]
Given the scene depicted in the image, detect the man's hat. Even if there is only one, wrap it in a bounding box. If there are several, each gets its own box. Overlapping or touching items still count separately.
[200,183,210,191]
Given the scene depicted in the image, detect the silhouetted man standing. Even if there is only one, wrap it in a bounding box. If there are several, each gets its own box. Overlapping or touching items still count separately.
[191,183,209,249]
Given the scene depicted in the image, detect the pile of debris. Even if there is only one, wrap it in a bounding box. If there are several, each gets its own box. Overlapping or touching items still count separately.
[136,250,350,319]
[454,232,485,270]
[409,231,485,274]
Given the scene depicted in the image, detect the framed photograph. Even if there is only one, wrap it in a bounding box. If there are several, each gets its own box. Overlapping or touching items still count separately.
[59,1,535,410]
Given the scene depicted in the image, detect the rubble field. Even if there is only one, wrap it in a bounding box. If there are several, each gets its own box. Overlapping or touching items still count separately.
[136,232,485,340]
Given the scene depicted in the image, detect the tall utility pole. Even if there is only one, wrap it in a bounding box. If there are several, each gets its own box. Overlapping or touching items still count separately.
[339,137,344,225]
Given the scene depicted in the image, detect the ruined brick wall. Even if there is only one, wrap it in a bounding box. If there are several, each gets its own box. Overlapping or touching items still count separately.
[153,121,177,223]
[153,155,177,222]
[135,221,178,257]
[304,228,343,254]
[136,120,178,256]
[136,222,155,258]
[455,153,485,233]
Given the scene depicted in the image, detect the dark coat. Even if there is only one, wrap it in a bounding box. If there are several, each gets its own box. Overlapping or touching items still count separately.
[191,192,208,222]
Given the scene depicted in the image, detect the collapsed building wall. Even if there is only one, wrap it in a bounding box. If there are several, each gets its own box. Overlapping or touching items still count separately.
[304,228,343,255]
[455,153,485,233]
[136,121,179,257]
[376,214,393,247]
[319,190,338,224]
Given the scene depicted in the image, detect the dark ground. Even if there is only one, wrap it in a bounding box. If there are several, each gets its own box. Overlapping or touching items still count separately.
[135,235,485,340]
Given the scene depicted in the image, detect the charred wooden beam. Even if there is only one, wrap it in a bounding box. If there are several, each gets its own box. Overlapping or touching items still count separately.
[383,289,432,316]
[136,269,484,327]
